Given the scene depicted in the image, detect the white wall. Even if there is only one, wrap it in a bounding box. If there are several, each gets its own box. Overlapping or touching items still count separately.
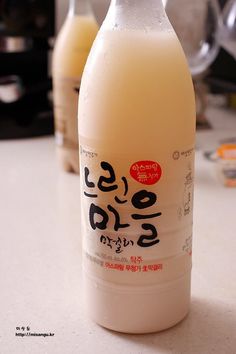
[56,0,110,32]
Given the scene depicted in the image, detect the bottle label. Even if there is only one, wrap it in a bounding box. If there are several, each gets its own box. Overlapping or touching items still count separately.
[53,77,81,150]
[80,141,194,285]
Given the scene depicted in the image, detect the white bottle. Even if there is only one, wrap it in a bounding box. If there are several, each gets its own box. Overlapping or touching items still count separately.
[78,0,196,333]
[52,0,98,173]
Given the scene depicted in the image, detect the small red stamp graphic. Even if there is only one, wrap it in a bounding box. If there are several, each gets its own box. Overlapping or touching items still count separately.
[130,160,162,185]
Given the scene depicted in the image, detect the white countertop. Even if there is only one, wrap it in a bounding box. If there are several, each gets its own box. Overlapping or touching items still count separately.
[1,102,236,354]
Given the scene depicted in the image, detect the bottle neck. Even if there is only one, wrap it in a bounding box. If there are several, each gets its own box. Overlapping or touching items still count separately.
[102,0,169,31]
[68,0,92,17]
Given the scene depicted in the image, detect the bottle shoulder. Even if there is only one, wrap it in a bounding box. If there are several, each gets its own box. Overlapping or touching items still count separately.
[54,15,98,50]
[79,28,195,144]
[52,15,98,75]
[84,28,192,82]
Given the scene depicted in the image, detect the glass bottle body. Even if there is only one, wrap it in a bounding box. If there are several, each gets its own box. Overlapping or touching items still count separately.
[79,0,196,333]
[52,0,98,173]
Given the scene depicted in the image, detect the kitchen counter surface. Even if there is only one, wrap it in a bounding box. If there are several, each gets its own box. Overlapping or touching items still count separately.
[1,101,236,354]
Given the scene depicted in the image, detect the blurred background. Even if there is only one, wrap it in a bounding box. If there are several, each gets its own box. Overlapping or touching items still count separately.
[0,0,107,140]
[0,0,235,139]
